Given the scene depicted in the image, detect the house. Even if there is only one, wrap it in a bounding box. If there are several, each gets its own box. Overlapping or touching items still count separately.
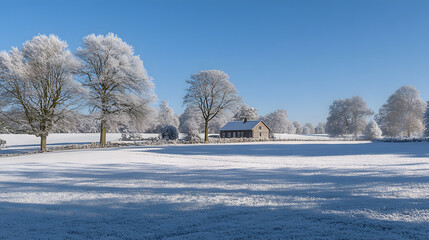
[219,119,271,139]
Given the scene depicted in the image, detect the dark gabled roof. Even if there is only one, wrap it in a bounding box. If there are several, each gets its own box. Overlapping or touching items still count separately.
[220,120,270,131]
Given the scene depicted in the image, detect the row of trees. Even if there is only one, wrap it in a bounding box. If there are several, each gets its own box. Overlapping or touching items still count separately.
[3,34,425,151]
[0,34,155,151]
[0,34,280,149]
[177,103,325,140]
[326,86,428,138]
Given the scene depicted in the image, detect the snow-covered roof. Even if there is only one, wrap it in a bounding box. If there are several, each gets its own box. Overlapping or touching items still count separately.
[220,120,263,131]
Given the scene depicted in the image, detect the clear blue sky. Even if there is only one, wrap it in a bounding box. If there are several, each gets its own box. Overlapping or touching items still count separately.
[1,0,428,124]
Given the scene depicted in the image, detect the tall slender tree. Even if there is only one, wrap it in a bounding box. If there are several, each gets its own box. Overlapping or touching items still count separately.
[0,34,81,151]
[157,100,179,131]
[184,70,241,142]
[76,33,155,146]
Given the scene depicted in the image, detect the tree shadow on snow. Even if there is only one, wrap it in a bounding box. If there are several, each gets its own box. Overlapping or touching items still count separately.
[135,142,429,158]
[1,162,429,239]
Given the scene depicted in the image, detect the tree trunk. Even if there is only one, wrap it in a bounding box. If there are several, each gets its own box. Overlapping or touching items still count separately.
[40,135,47,152]
[100,120,107,147]
[204,119,209,143]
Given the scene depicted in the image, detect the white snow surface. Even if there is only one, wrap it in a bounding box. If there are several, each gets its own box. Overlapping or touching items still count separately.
[0,133,125,154]
[1,140,429,239]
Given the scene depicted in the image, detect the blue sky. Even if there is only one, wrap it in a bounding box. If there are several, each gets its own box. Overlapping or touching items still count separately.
[1,0,428,124]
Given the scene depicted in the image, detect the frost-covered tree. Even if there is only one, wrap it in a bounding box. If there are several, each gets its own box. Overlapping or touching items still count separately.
[303,123,315,135]
[326,96,372,137]
[233,104,259,121]
[179,104,204,137]
[208,110,233,134]
[348,96,373,137]
[315,122,326,134]
[423,101,429,137]
[76,33,155,146]
[51,112,97,133]
[184,70,241,142]
[262,109,294,133]
[376,86,426,137]
[293,121,303,134]
[178,104,230,139]
[156,101,179,131]
[364,120,382,140]
[0,34,82,151]
[326,99,348,136]
[0,101,6,133]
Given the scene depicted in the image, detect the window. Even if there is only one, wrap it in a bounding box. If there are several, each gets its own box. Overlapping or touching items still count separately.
[259,126,262,130]
[227,132,231,138]
[233,132,236,138]
[260,132,262,137]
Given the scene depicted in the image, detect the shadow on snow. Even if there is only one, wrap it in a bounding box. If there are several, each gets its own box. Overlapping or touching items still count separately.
[1,162,429,239]
[136,142,429,158]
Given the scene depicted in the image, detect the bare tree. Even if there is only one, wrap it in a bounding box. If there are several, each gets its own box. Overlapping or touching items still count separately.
[0,34,81,151]
[184,70,241,142]
[76,33,155,146]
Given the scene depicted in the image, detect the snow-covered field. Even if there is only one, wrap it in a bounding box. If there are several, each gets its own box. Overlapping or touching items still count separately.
[0,133,336,155]
[274,133,332,140]
[1,140,429,239]
[0,133,133,154]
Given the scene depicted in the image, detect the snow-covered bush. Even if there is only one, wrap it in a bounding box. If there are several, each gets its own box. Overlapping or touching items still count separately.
[364,120,382,140]
[161,125,179,140]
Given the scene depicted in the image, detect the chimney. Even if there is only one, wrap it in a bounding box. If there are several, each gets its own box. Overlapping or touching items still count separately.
[243,118,247,123]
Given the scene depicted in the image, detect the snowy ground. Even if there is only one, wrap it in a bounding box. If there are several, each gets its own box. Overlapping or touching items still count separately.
[0,133,131,154]
[1,141,429,239]
[0,133,334,155]
[274,133,332,140]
